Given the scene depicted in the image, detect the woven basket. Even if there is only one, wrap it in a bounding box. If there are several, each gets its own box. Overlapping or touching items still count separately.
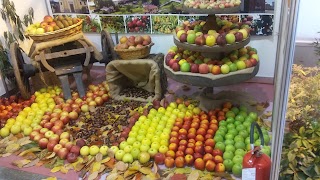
[25,20,83,43]
[114,43,154,60]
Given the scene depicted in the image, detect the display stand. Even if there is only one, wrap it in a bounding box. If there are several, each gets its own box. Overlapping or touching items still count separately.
[164,6,258,110]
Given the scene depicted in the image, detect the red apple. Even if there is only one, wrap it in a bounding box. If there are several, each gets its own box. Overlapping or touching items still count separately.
[70,145,81,156]
[154,153,165,165]
[57,148,69,159]
[47,141,58,152]
[39,138,49,149]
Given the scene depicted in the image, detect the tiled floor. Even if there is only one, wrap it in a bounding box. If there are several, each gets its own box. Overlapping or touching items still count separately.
[0,66,274,179]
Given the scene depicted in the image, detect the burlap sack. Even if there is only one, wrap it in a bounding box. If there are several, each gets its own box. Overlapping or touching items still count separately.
[106,55,165,102]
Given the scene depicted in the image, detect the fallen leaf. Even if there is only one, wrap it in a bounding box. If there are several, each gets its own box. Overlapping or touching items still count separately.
[92,162,101,173]
[41,177,57,180]
[36,161,45,167]
[187,170,199,180]
[60,166,68,174]
[23,152,37,160]
[23,158,40,168]
[105,158,115,169]
[115,161,128,171]
[101,157,110,164]
[12,159,31,168]
[75,163,86,172]
[19,147,41,156]
[152,162,159,174]
[88,171,98,180]
[139,167,152,175]
[107,149,115,158]
[1,153,12,157]
[116,175,124,180]
[45,152,56,160]
[99,164,105,173]
[95,153,103,162]
[6,143,20,153]
[51,166,62,173]
[124,169,138,178]
[106,172,118,180]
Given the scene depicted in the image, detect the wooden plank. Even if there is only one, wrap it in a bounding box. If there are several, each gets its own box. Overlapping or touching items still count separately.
[34,47,94,61]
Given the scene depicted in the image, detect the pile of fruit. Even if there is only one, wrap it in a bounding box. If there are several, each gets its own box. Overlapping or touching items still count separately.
[184,0,241,9]
[126,16,150,33]
[152,16,178,34]
[175,20,250,47]
[0,95,35,127]
[25,15,81,35]
[115,35,152,50]
[212,103,271,177]
[165,46,259,74]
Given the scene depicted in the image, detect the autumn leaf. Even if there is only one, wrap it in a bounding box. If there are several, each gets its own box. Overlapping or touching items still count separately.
[139,167,152,175]
[124,169,138,178]
[60,166,68,174]
[91,162,101,173]
[88,171,98,180]
[95,153,103,162]
[12,159,31,168]
[106,172,118,180]
[101,157,110,164]
[23,158,39,168]
[50,166,62,173]
[115,161,128,171]
[1,153,12,157]
[6,143,20,153]
[187,170,200,180]
[41,177,57,180]
[19,147,41,156]
[44,152,56,160]
[75,163,86,172]
[99,164,106,173]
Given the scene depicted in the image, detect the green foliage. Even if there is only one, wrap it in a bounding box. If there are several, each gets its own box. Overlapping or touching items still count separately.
[280,65,320,179]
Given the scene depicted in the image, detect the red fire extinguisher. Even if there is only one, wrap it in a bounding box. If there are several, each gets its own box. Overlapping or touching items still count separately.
[242,122,271,180]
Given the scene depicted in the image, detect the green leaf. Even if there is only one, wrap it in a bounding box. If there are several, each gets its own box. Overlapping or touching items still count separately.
[296,140,302,148]
[284,169,294,175]
[299,166,314,177]
[288,151,296,162]
[315,165,320,175]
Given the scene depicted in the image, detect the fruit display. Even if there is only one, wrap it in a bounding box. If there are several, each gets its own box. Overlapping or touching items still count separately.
[100,16,125,33]
[126,16,151,33]
[25,15,81,35]
[115,35,152,50]
[77,15,101,33]
[175,20,250,47]
[152,16,178,34]
[165,45,259,74]
[0,95,35,127]
[212,103,271,177]
[183,0,241,10]
[119,87,155,99]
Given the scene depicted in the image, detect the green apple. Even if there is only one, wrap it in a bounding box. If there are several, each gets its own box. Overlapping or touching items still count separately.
[158,145,169,154]
[99,145,109,156]
[122,153,133,163]
[234,141,246,150]
[236,60,246,70]
[149,108,157,115]
[148,147,158,157]
[139,152,150,164]
[232,154,243,164]
[225,139,235,146]
[89,145,100,156]
[110,146,119,153]
[120,140,129,149]
[225,133,235,140]
[131,148,141,160]
[235,115,245,122]
[219,121,228,127]
[235,149,246,157]
[80,146,90,156]
[132,141,141,149]
[140,144,150,152]
[261,146,271,157]
[124,145,133,153]
[226,33,236,44]
[146,133,154,140]
[205,35,216,46]
[160,132,169,140]
[238,130,249,138]
[214,134,224,143]
[147,127,156,134]
[115,150,125,161]
[127,137,136,145]
[225,144,236,152]
[229,63,238,72]
[221,64,230,74]
[251,54,259,61]
[215,142,226,151]
[136,134,145,142]
[187,33,196,44]
[223,159,234,171]
[223,151,235,160]
[226,111,235,118]
[227,123,236,130]
[231,107,240,115]
[156,124,165,131]
[152,136,161,143]
[238,111,248,118]
[232,163,243,177]
[141,138,151,146]
[236,124,246,132]
[180,62,191,72]
[151,142,160,150]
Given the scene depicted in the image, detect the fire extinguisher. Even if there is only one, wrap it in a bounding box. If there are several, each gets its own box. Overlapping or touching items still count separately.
[242,122,271,180]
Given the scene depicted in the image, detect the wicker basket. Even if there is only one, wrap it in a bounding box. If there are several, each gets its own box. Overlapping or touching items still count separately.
[114,43,154,60]
[25,20,83,43]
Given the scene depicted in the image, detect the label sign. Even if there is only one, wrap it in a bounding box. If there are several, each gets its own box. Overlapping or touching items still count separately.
[242,168,256,180]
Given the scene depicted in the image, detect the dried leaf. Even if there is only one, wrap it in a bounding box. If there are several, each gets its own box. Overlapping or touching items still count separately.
[60,166,68,174]
[12,159,31,168]
[124,169,138,178]
[75,163,86,172]
[101,157,110,164]
[88,171,98,180]
[99,164,105,173]
[41,177,57,180]
[256,105,265,111]
[95,153,103,162]
[23,158,39,168]
[23,152,37,160]
[17,137,32,146]
[36,161,45,167]
[139,167,152,175]
[152,162,159,174]
[1,153,12,157]
[116,175,124,180]
[45,152,56,160]
[6,143,20,153]
[187,170,200,180]
[19,147,41,156]
[51,166,61,173]
[106,172,118,180]
[115,161,128,171]
[92,162,101,173]
[107,149,115,158]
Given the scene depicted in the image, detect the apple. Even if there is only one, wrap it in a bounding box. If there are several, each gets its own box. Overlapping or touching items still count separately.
[194,158,205,170]
[205,35,216,46]
[60,132,70,140]
[57,148,69,159]
[212,149,223,156]
[130,148,140,160]
[124,145,133,153]
[79,146,90,156]
[53,144,63,153]
[34,134,44,142]
[199,64,209,74]
[139,152,150,164]
[140,144,150,152]
[220,64,230,74]
[122,153,134,163]
[205,160,216,172]
[154,153,165,165]
[115,150,125,161]
[175,156,185,168]
[187,33,196,44]
[66,152,78,163]
[76,139,86,148]
[226,33,236,44]
[39,138,49,149]
[215,163,226,172]
[158,145,169,154]
[232,154,244,164]
[110,146,119,153]
[232,163,243,177]
[69,145,80,156]
[164,157,175,168]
